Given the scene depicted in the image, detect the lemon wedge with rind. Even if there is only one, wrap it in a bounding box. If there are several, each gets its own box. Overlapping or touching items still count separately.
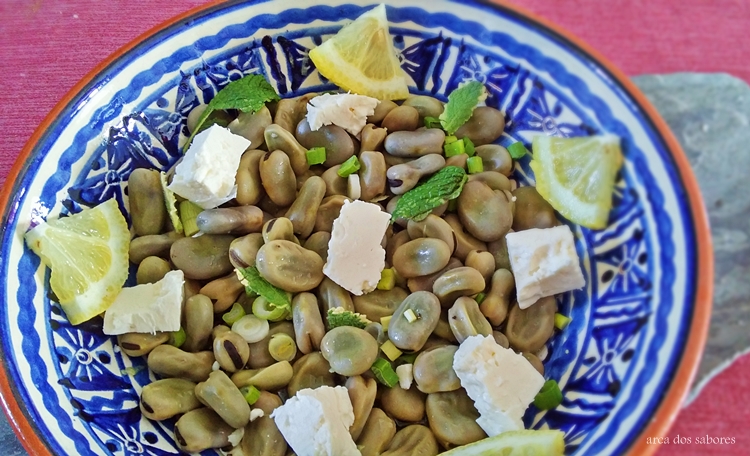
[24,198,130,325]
[531,134,623,229]
[438,429,565,455]
[309,4,410,100]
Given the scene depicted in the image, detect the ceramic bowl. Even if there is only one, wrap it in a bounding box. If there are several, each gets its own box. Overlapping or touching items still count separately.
[0,0,712,455]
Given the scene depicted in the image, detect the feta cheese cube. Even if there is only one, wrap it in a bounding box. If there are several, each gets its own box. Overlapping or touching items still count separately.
[453,335,545,437]
[103,270,184,335]
[168,124,250,209]
[505,225,585,309]
[306,93,379,137]
[270,385,359,456]
[323,200,391,295]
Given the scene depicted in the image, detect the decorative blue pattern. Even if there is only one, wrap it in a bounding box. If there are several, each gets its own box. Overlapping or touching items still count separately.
[0,1,698,455]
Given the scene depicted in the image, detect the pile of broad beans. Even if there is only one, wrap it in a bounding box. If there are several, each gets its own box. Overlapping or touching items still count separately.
[124,92,561,455]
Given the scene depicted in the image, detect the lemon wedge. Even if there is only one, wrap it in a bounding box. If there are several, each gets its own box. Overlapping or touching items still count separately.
[531,135,623,229]
[309,4,410,100]
[438,429,565,455]
[25,198,130,325]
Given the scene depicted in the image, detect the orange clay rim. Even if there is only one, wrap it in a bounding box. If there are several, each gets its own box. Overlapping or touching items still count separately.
[0,0,713,455]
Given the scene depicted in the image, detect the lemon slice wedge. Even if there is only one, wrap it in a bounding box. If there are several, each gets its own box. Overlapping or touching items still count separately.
[25,198,130,325]
[531,134,623,229]
[309,4,410,100]
[438,429,565,455]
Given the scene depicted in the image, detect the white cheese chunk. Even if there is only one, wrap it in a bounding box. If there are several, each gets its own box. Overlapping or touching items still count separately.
[103,270,184,335]
[168,124,250,209]
[323,200,391,295]
[453,335,545,437]
[505,225,585,309]
[270,385,359,456]
[306,93,379,136]
[396,364,414,390]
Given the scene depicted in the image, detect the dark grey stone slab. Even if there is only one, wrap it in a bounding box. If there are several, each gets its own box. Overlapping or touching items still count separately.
[633,73,750,400]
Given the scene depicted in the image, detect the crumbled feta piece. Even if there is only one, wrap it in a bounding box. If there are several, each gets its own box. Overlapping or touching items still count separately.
[453,335,545,437]
[249,408,265,422]
[227,427,245,447]
[168,124,250,209]
[103,270,184,335]
[270,386,359,456]
[323,200,391,295]
[396,364,414,390]
[306,93,379,136]
[505,225,585,309]
[347,174,361,200]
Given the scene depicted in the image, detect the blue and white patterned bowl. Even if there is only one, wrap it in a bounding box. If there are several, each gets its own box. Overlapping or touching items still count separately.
[0,1,713,455]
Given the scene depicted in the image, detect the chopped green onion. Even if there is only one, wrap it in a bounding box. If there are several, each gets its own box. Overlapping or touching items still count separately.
[424,116,442,129]
[444,135,459,144]
[467,156,484,174]
[306,146,326,165]
[475,292,486,304]
[380,315,392,331]
[554,313,572,330]
[169,327,186,348]
[404,309,418,323]
[533,379,563,410]
[120,365,145,376]
[377,268,396,291]
[371,358,399,387]
[222,302,246,325]
[444,138,466,157]
[507,141,529,159]
[337,155,361,177]
[179,201,203,236]
[463,137,476,157]
[231,314,270,343]
[268,333,297,362]
[380,340,403,361]
[240,385,261,405]
[252,296,288,321]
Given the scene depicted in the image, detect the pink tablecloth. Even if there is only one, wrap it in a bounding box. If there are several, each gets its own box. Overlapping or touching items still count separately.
[1,1,749,455]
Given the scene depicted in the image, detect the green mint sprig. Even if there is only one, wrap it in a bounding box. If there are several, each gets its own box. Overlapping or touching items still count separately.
[235,266,291,310]
[391,166,468,222]
[439,81,487,135]
[184,74,280,151]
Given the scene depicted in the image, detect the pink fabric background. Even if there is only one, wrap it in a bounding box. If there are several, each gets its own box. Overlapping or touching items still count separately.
[1,1,749,454]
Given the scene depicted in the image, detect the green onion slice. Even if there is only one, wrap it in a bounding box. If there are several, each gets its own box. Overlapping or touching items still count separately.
[475,292,486,304]
[337,155,361,177]
[467,156,484,174]
[169,327,186,348]
[533,379,563,410]
[554,313,572,330]
[222,302,247,325]
[252,296,288,321]
[463,137,476,156]
[507,141,529,159]
[240,385,261,405]
[306,146,326,165]
[444,138,465,157]
[424,116,442,129]
[371,358,399,387]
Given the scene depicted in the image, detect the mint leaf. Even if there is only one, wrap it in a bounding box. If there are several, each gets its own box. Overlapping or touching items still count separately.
[391,166,468,222]
[184,74,280,151]
[439,81,487,135]
[236,266,291,309]
[327,308,370,329]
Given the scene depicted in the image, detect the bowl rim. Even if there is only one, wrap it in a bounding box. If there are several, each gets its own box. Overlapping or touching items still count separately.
[0,0,713,455]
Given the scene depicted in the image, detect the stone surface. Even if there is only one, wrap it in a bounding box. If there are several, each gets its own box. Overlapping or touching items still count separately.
[633,73,750,400]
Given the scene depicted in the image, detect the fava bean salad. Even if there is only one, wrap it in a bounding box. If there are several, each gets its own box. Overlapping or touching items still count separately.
[24,4,624,456]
